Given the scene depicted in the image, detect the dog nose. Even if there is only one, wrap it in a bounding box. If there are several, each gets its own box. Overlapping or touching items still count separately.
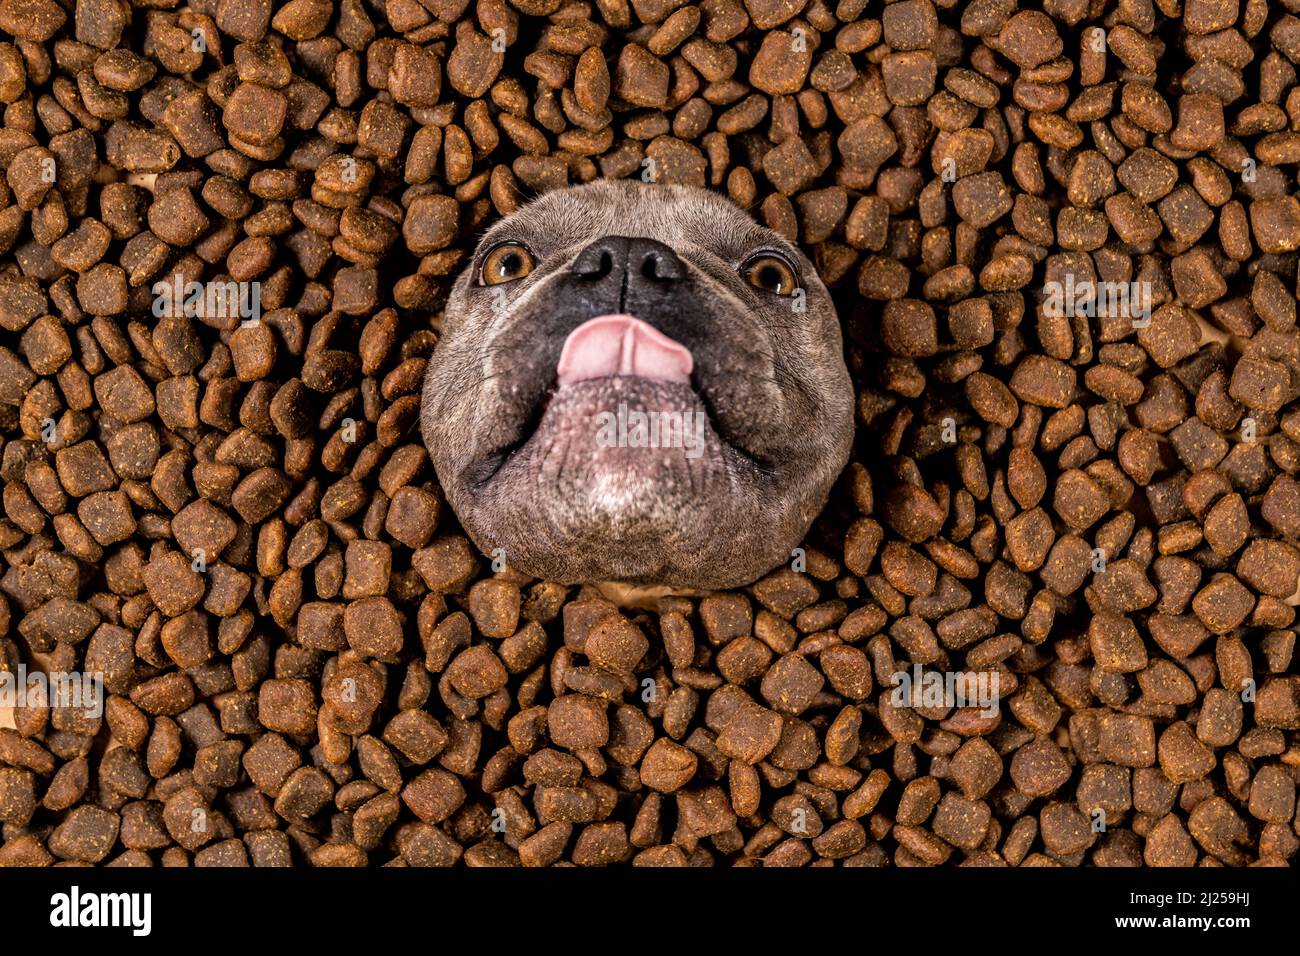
[572,236,684,283]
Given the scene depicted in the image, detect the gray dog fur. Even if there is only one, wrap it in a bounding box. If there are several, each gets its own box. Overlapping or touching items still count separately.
[420,180,854,590]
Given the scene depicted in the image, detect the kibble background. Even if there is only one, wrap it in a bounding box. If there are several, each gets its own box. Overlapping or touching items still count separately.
[0,0,1297,867]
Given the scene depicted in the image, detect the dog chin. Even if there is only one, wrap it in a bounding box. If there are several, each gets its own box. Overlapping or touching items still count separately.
[490,376,729,509]
[458,376,765,584]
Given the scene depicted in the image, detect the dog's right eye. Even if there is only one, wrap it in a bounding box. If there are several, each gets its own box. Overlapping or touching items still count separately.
[480,242,535,285]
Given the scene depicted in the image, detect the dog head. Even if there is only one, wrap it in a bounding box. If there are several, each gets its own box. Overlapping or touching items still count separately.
[421,180,854,590]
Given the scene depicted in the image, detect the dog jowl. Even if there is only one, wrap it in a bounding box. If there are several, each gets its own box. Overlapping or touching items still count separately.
[421,180,854,590]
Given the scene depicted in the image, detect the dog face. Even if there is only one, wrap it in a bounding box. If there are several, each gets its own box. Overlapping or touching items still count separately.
[420,180,854,590]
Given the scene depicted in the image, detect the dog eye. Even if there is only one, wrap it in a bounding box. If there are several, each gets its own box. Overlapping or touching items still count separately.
[480,242,535,285]
[742,254,797,296]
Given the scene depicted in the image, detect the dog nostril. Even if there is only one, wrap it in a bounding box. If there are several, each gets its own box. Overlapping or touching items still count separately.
[573,246,615,279]
[640,249,682,281]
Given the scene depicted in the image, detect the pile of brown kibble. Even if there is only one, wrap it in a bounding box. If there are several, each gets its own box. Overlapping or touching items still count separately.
[0,0,1297,868]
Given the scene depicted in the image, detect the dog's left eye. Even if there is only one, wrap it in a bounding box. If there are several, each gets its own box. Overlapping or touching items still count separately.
[480,242,535,285]
[742,254,798,296]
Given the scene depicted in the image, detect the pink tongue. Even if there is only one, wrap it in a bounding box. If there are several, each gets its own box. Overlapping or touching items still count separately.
[556,314,693,386]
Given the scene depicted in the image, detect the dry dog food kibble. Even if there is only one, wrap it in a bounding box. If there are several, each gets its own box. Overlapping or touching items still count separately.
[0,0,1297,870]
